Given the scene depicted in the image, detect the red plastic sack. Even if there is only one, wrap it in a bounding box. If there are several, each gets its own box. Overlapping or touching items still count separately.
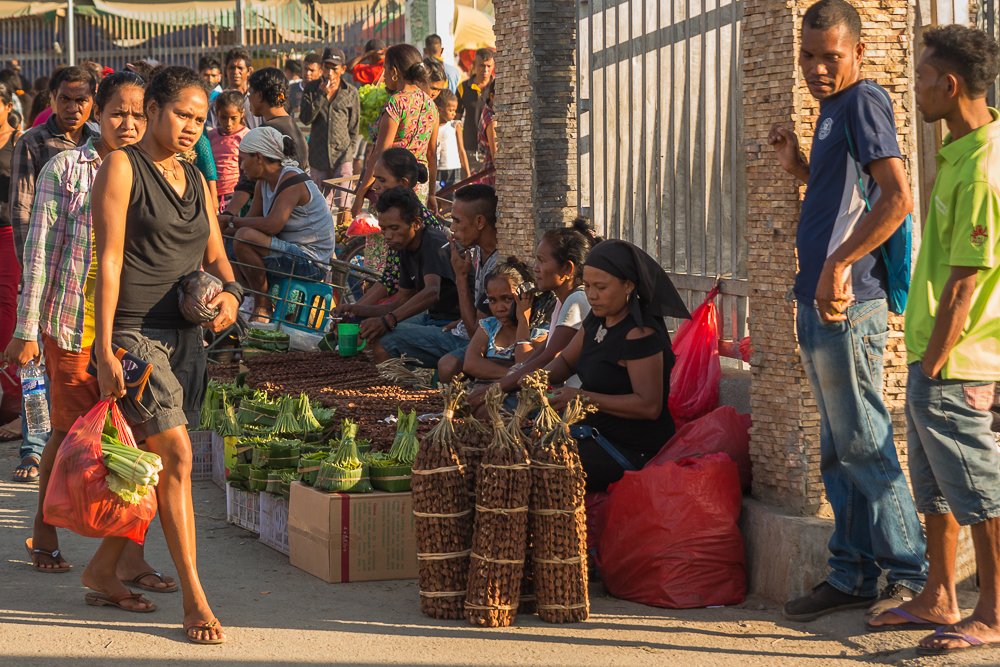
[652,406,752,493]
[44,399,157,544]
[584,491,610,551]
[346,213,381,236]
[669,287,721,427]
[598,453,746,609]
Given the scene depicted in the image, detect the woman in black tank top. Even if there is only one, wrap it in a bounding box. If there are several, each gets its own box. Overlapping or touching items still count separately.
[91,67,238,645]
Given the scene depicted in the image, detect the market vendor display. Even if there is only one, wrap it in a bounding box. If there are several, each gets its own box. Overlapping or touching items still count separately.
[342,186,463,365]
[221,126,335,323]
[545,239,690,491]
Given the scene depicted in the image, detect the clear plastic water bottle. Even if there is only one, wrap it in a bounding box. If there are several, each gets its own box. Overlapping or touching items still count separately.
[21,360,50,435]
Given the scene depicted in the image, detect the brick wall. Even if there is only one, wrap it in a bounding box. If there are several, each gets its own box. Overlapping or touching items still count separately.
[493,0,578,260]
[743,0,914,514]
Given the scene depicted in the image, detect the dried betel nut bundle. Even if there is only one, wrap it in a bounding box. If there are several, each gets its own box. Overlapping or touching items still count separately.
[412,382,473,620]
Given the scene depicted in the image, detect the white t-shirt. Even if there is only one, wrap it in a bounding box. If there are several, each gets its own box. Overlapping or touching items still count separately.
[546,288,590,349]
[437,120,462,171]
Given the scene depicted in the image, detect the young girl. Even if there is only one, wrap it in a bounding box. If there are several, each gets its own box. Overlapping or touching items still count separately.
[463,259,547,382]
[434,89,468,190]
[208,90,248,210]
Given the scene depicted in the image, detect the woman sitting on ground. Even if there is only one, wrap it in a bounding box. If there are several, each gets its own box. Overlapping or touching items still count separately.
[545,239,690,492]
[462,258,548,382]
[468,218,598,410]
[220,126,334,322]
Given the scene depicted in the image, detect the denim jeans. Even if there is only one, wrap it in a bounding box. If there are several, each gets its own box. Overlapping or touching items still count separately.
[797,298,927,597]
[905,363,1000,526]
[380,313,469,368]
[19,381,49,461]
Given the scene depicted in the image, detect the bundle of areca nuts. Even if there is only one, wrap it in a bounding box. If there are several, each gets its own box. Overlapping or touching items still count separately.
[455,403,491,502]
[515,381,544,616]
[464,384,531,627]
[529,375,593,623]
[412,381,473,620]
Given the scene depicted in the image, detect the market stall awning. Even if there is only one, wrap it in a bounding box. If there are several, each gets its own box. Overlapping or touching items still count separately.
[0,1,63,18]
[453,4,493,51]
[92,0,322,37]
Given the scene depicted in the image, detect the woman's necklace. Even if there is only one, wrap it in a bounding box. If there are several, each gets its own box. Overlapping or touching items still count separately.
[138,144,179,180]
[595,324,608,343]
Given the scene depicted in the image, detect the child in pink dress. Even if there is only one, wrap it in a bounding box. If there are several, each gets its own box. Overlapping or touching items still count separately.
[208,90,248,211]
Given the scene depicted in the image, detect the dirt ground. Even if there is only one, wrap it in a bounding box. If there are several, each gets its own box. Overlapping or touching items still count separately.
[2,439,997,667]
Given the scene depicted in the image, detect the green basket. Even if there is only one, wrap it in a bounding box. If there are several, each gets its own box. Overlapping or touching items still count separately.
[370,463,412,493]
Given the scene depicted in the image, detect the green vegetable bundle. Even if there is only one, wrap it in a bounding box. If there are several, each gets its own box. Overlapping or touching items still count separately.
[315,419,373,493]
[268,439,302,469]
[245,327,290,351]
[199,381,223,430]
[271,395,301,435]
[238,392,280,428]
[249,467,269,492]
[266,469,297,495]
[214,391,243,437]
[312,405,336,428]
[297,451,327,486]
[359,83,390,138]
[295,393,322,432]
[102,419,163,505]
[369,410,419,492]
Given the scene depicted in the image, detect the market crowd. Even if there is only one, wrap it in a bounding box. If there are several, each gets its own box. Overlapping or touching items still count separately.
[0,0,998,658]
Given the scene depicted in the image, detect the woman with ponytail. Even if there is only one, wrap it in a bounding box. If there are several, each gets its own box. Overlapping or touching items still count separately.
[351,44,438,216]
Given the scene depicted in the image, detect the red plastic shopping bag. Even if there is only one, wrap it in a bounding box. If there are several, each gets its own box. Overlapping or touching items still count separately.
[669,287,722,426]
[43,398,157,544]
[598,453,746,609]
[346,213,381,236]
[651,406,753,493]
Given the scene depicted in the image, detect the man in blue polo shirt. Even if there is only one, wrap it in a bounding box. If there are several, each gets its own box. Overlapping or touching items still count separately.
[769,0,927,622]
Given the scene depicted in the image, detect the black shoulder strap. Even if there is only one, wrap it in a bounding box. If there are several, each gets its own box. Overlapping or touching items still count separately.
[274,171,311,197]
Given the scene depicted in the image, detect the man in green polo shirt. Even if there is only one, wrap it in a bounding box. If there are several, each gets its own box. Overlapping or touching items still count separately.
[866,25,1000,655]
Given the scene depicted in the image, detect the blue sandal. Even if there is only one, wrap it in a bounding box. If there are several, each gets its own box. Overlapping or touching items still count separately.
[12,456,40,483]
[917,627,997,656]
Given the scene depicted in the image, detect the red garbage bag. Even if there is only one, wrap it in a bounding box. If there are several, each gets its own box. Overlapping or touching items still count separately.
[669,287,721,427]
[44,399,157,544]
[598,453,746,609]
[651,406,753,493]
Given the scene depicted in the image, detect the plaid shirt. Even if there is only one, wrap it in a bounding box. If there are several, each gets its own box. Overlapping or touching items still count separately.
[9,114,98,263]
[14,139,101,352]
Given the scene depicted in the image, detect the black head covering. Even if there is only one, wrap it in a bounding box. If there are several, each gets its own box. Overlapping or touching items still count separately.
[584,240,690,329]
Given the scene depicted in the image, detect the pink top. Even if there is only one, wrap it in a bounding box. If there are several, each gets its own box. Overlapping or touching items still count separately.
[32,107,53,128]
[208,126,248,199]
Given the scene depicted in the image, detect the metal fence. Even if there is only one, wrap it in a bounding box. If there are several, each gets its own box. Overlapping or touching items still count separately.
[576,0,748,343]
[0,0,404,83]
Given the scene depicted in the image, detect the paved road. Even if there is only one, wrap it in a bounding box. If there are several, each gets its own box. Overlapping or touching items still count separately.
[0,439,991,666]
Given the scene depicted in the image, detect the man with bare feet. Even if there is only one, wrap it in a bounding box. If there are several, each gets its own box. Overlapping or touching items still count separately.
[866,25,1000,657]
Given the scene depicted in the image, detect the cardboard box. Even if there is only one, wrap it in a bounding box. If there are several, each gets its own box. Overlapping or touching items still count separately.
[288,482,417,583]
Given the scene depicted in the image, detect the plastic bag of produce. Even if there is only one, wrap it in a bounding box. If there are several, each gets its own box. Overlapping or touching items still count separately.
[177,270,223,324]
[347,212,381,237]
[652,406,752,493]
[598,453,746,609]
[44,399,158,544]
[669,287,721,427]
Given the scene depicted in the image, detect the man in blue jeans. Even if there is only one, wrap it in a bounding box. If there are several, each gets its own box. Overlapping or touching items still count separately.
[867,26,1000,655]
[769,0,927,621]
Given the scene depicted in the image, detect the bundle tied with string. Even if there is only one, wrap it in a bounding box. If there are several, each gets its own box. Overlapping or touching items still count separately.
[513,382,542,616]
[411,382,473,620]
[455,402,491,502]
[529,381,594,623]
[464,384,531,627]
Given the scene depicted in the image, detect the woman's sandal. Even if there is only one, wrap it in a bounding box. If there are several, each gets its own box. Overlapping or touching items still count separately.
[121,571,178,593]
[24,538,71,573]
[84,591,157,613]
[184,619,226,645]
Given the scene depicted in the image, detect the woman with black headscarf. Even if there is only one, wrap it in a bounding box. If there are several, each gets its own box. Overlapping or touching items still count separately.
[546,240,689,491]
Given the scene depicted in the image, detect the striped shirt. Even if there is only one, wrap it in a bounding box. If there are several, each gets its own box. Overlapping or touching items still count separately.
[14,138,101,352]
[9,113,98,263]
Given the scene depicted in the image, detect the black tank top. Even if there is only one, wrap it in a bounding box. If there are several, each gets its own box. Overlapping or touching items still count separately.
[114,144,210,329]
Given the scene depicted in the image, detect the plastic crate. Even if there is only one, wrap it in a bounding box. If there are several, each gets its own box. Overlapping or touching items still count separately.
[226,485,260,533]
[211,432,226,489]
[189,430,214,481]
[259,492,289,556]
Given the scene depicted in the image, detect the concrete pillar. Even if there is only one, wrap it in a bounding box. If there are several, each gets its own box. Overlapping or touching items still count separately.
[493,0,578,258]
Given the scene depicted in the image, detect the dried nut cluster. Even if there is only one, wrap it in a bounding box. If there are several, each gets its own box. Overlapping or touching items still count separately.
[456,414,490,501]
[412,384,473,620]
[464,384,531,628]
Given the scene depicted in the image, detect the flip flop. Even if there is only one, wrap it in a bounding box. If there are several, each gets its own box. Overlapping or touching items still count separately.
[865,607,937,632]
[916,627,997,656]
[121,570,178,593]
[184,619,226,645]
[24,538,71,573]
[85,591,157,613]
[11,457,40,483]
